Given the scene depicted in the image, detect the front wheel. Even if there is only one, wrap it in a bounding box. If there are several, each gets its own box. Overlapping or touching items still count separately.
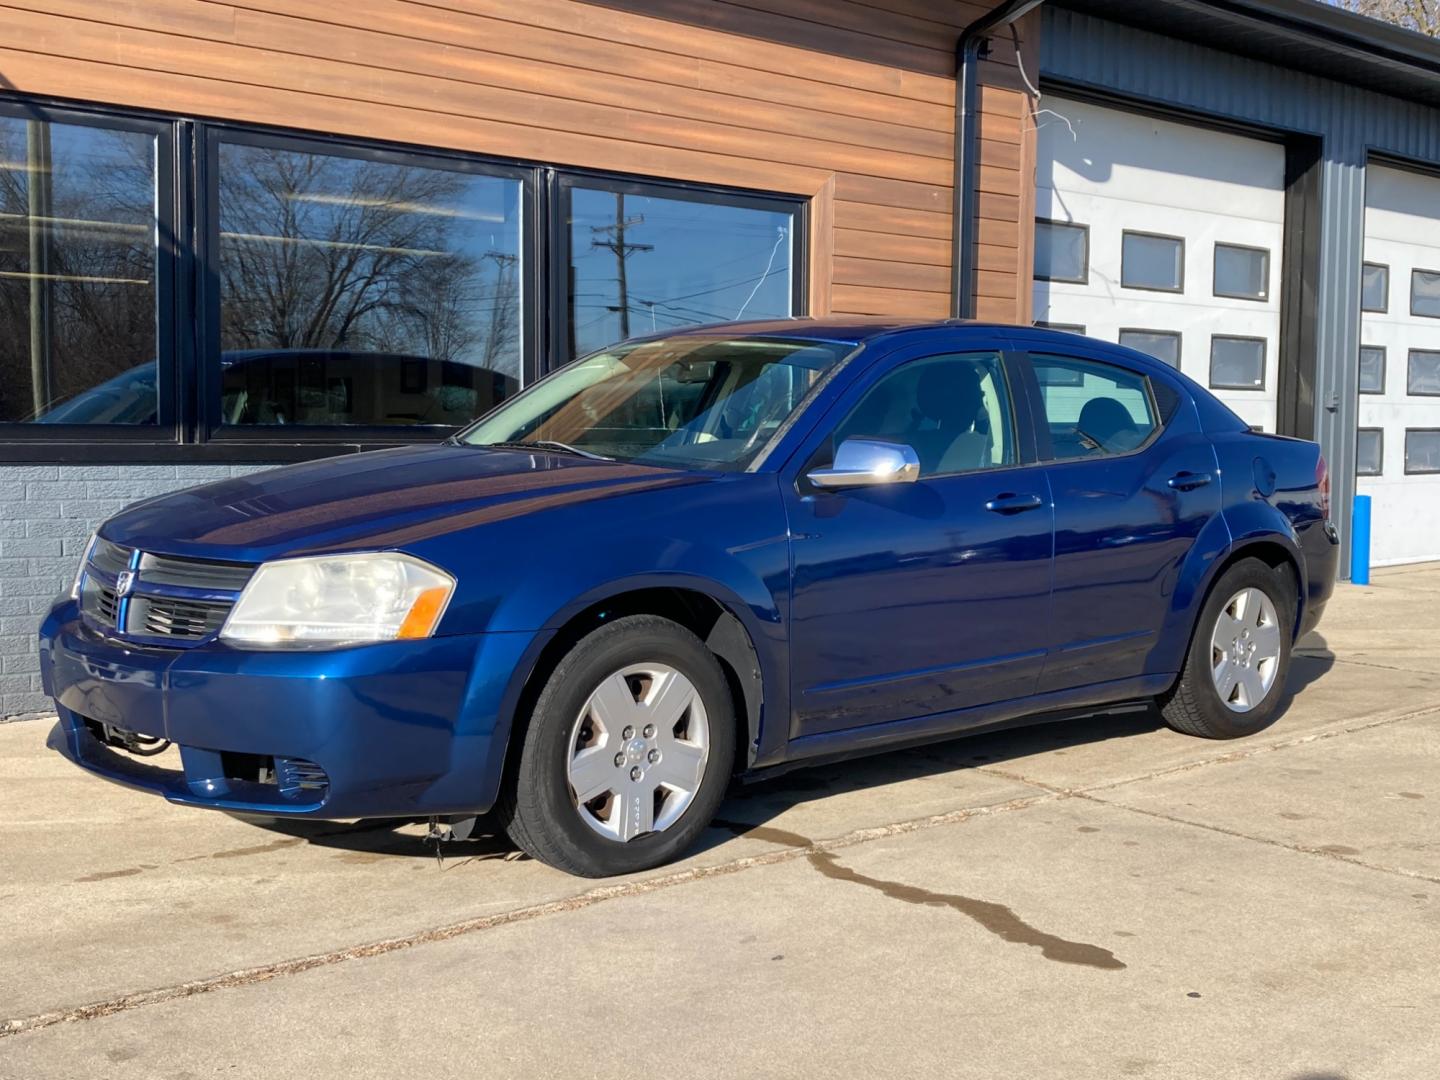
[1160,558,1296,739]
[499,615,736,877]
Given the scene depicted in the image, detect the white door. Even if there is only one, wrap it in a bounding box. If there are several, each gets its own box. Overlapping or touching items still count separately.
[1033,97,1284,432]
[1359,164,1440,566]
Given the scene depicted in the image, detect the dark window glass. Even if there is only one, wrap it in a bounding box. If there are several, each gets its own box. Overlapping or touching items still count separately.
[0,116,158,424]
[1214,244,1268,300]
[1356,428,1383,476]
[1358,346,1385,394]
[829,352,1015,478]
[217,139,523,427]
[1121,232,1184,292]
[1409,350,1440,395]
[567,186,795,359]
[1407,430,1440,473]
[1362,262,1389,313]
[1032,354,1157,460]
[1411,269,1440,318]
[1119,329,1181,368]
[1210,336,1267,390]
[1035,321,1086,335]
[1033,220,1088,283]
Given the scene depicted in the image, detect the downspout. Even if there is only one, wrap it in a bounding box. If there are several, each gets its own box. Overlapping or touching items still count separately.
[952,0,1047,319]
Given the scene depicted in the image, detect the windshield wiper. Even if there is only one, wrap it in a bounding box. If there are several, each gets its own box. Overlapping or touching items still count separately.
[484,439,613,461]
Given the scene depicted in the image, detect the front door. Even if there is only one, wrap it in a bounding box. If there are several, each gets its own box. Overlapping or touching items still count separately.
[783,345,1054,739]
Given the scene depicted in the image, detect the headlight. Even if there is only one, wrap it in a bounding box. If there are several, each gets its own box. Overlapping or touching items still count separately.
[70,533,97,600]
[220,552,455,648]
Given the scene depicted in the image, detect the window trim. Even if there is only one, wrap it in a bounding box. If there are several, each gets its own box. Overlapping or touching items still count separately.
[1404,428,1440,475]
[1356,427,1384,476]
[550,171,807,373]
[0,99,181,444]
[1118,327,1184,369]
[1406,348,1440,397]
[1358,344,1386,395]
[1032,218,1090,285]
[1362,261,1390,314]
[1209,334,1269,391]
[1018,349,1166,465]
[1410,267,1440,319]
[1212,242,1271,302]
[1120,230,1186,294]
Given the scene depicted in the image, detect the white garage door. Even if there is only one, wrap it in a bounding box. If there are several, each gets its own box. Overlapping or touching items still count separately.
[1033,97,1284,432]
[1358,164,1440,567]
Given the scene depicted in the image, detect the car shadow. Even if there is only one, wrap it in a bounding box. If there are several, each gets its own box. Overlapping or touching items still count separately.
[235,635,1336,866]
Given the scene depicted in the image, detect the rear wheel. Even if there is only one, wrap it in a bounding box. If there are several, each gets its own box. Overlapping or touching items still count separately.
[499,615,735,877]
[1160,558,1296,739]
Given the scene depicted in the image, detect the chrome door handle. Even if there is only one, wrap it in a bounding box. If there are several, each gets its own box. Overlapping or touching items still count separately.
[984,493,1045,514]
[1167,471,1214,491]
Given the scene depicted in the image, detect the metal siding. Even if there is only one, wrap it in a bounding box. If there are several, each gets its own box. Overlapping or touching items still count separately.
[1041,6,1440,574]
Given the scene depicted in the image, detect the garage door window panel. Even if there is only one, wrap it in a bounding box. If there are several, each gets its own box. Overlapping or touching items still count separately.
[1033,220,1088,284]
[1031,354,1159,461]
[1359,346,1386,394]
[1213,243,1269,301]
[1405,430,1440,474]
[1411,269,1440,318]
[1357,428,1384,476]
[830,352,1017,479]
[1119,329,1182,369]
[1409,350,1440,396]
[1210,335,1267,390]
[1034,321,1086,335]
[1362,262,1389,313]
[1121,231,1185,293]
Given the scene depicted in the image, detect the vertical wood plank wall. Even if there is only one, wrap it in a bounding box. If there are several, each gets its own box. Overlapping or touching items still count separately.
[0,0,1035,324]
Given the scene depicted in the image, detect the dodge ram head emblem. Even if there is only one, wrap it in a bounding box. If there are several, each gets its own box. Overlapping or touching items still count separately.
[114,571,135,597]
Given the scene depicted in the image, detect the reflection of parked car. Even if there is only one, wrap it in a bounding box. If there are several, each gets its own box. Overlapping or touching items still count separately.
[34,350,518,426]
[41,320,1337,878]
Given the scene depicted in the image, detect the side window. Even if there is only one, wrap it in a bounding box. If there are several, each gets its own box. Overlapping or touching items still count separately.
[833,352,1016,478]
[1031,354,1158,461]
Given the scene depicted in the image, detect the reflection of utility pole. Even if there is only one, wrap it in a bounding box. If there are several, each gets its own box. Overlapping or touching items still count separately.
[26,120,54,418]
[589,193,651,339]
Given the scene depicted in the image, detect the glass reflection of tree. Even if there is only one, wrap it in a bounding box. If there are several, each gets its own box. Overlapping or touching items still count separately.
[0,120,156,422]
[219,147,518,374]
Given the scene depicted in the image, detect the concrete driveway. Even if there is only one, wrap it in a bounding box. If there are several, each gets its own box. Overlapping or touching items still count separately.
[2,566,1438,1079]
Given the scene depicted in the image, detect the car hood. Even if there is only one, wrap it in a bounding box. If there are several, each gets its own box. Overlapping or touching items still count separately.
[101,444,710,562]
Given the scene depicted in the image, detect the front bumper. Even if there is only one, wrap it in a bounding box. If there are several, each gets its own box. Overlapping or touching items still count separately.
[40,599,542,818]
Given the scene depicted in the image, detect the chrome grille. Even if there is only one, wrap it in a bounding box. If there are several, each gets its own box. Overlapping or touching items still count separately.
[80,578,120,628]
[129,596,232,641]
[137,552,254,591]
[89,538,132,576]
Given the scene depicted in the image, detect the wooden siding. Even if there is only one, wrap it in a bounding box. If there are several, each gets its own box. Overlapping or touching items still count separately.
[0,0,1034,323]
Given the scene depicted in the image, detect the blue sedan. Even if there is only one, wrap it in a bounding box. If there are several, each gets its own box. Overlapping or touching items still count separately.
[39,320,1338,876]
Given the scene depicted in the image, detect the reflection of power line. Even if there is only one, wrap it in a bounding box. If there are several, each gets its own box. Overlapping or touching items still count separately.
[589,193,651,340]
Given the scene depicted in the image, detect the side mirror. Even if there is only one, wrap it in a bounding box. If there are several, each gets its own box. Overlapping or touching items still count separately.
[807,438,921,490]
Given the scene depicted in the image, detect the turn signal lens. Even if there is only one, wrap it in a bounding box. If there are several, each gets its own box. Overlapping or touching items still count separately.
[397,586,451,640]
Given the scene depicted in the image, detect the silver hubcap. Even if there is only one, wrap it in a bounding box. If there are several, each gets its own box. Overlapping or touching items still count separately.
[566,663,709,842]
[1210,587,1282,713]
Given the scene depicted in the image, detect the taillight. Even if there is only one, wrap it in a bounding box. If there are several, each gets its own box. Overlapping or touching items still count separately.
[1316,453,1330,519]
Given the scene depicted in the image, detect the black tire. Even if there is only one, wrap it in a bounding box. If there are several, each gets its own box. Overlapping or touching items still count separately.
[1160,557,1297,739]
[498,615,736,877]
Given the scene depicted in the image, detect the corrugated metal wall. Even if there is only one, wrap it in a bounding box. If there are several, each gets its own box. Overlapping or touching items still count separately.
[1042,6,1440,572]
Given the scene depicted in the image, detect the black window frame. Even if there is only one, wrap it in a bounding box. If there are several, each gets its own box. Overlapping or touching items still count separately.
[1032,218,1089,285]
[1118,328,1183,369]
[1356,427,1384,476]
[1358,344,1386,395]
[1362,261,1389,313]
[1120,230,1186,294]
[1212,242,1270,302]
[550,171,808,371]
[0,93,809,463]
[0,98,181,449]
[1411,267,1440,319]
[1209,334,1269,391]
[1404,428,1440,474]
[1407,348,1440,396]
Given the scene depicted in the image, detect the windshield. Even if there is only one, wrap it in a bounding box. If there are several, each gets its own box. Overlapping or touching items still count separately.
[459,335,852,471]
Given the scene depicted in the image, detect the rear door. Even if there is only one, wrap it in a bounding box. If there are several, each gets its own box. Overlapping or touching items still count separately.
[1013,339,1222,693]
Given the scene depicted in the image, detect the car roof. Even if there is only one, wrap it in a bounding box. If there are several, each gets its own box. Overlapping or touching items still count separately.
[624,316,1019,347]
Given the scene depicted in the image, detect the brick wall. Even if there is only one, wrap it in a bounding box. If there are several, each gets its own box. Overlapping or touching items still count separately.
[0,463,272,719]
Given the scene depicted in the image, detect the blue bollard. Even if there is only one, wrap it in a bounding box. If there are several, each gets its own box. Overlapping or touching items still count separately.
[1351,494,1371,586]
